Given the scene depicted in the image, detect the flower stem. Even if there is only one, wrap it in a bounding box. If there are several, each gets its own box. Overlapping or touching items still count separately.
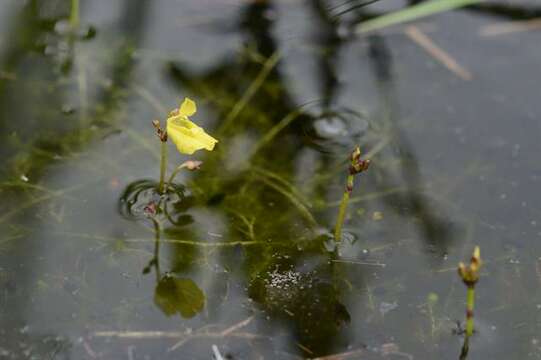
[167,163,189,186]
[334,174,354,242]
[465,286,475,337]
[158,141,168,194]
[333,147,370,242]
[458,246,481,338]
[70,0,80,30]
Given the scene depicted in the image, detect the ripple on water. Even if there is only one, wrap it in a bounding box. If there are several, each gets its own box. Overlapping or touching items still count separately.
[306,107,369,153]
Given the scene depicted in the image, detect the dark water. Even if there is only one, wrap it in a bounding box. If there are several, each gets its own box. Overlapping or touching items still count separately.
[1,0,541,359]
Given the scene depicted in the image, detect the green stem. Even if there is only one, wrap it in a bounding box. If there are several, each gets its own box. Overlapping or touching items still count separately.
[167,163,189,186]
[334,174,354,242]
[158,141,167,194]
[465,286,475,337]
[70,0,80,30]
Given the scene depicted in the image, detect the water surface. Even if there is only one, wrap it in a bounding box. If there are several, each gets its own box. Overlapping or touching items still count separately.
[1,0,541,359]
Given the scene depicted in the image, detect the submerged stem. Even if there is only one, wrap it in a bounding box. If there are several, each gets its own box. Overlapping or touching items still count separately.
[70,0,80,29]
[334,174,353,242]
[158,141,168,194]
[459,335,470,360]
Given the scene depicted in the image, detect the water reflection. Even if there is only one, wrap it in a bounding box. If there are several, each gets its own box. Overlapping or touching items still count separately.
[167,0,358,354]
[165,0,453,355]
[366,33,456,263]
[119,179,205,318]
[0,0,152,356]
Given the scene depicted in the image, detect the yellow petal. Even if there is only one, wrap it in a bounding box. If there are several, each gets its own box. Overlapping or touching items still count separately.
[179,98,196,117]
[167,117,218,155]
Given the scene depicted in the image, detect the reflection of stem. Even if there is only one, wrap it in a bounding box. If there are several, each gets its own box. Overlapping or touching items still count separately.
[334,173,353,242]
[151,218,161,282]
[465,286,475,337]
[70,0,79,30]
[158,141,168,194]
[459,335,470,360]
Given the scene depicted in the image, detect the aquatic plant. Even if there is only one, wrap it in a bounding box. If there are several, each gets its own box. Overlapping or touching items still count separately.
[334,147,370,242]
[458,246,482,337]
[152,98,218,194]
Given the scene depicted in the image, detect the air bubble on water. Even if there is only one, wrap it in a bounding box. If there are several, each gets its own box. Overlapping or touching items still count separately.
[359,248,370,259]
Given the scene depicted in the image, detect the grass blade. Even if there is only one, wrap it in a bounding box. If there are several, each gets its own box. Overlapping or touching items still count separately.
[357,0,484,34]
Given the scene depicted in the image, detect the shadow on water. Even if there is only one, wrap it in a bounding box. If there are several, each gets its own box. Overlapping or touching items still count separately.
[366,34,456,264]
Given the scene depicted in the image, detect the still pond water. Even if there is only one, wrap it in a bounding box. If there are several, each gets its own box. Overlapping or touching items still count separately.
[1,0,541,359]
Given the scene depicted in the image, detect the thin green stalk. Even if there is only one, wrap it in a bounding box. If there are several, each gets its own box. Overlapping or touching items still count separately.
[167,163,189,186]
[465,286,475,337]
[458,246,481,339]
[334,174,354,242]
[70,0,80,30]
[333,147,370,242]
[158,141,167,194]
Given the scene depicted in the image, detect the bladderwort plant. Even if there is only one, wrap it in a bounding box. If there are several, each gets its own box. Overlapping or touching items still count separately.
[334,147,370,242]
[152,98,218,194]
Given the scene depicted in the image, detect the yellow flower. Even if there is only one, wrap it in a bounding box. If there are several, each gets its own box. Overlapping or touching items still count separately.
[166,98,218,155]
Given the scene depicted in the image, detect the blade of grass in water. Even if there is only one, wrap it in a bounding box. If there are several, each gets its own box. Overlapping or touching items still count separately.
[357,0,484,34]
